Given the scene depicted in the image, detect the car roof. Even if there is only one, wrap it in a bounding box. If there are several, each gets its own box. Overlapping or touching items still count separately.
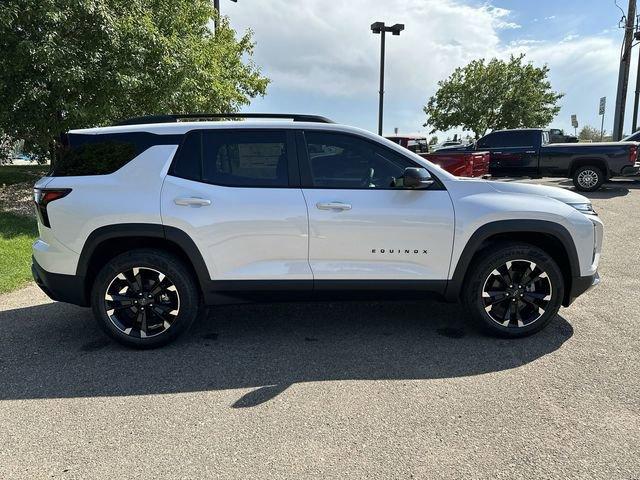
[490,128,544,133]
[385,134,427,140]
[69,120,369,136]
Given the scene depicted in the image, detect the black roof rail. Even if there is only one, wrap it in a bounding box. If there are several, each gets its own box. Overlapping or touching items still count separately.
[114,113,335,126]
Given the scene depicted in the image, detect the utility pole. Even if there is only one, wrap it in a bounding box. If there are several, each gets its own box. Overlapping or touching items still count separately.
[213,0,237,30]
[632,29,640,133]
[371,22,405,136]
[613,0,636,141]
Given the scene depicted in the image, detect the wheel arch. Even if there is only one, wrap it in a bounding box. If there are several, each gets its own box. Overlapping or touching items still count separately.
[78,224,211,303]
[445,220,580,306]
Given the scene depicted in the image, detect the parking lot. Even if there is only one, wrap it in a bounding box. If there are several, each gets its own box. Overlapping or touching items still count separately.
[0,177,638,479]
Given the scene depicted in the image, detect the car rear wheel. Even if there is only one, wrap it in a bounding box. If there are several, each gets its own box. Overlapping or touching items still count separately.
[91,249,201,348]
[462,242,564,338]
[573,165,604,192]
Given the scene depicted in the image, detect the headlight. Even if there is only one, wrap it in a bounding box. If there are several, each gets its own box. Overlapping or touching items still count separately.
[569,202,597,215]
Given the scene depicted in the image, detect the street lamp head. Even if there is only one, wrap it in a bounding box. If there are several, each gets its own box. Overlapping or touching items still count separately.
[390,23,405,35]
[371,21,384,34]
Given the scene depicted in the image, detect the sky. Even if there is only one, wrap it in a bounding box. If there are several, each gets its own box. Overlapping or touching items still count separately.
[224,0,635,139]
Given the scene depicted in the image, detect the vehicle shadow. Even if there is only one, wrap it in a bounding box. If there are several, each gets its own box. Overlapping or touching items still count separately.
[0,300,574,408]
[557,178,640,199]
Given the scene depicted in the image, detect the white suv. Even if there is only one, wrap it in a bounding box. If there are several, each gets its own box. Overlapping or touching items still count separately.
[31,114,603,348]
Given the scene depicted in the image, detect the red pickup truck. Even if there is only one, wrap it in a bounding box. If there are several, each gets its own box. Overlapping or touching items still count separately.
[422,149,490,178]
[386,135,490,177]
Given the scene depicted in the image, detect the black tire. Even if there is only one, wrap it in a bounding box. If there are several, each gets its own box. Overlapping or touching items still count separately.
[462,242,564,338]
[573,165,604,192]
[91,248,201,348]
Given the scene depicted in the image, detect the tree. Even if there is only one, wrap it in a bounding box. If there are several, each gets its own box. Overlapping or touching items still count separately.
[424,54,563,139]
[578,125,609,142]
[0,132,14,165]
[428,135,439,145]
[0,0,269,161]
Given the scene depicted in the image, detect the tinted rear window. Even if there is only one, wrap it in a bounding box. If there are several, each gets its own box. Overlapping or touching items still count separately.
[52,132,182,176]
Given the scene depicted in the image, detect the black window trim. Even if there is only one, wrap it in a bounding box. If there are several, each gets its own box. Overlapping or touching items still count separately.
[168,128,301,189]
[297,129,445,191]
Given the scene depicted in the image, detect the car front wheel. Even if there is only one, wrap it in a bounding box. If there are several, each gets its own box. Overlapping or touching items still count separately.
[463,242,564,338]
[91,249,201,348]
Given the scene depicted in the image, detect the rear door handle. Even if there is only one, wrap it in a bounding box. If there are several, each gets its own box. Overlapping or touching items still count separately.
[316,202,352,211]
[174,197,211,207]
[493,151,503,154]
[525,150,537,154]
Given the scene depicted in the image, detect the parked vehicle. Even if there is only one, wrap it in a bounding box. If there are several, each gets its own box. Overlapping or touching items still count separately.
[433,140,463,150]
[388,135,487,177]
[32,114,602,348]
[623,131,640,142]
[440,128,639,191]
[421,149,490,178]
[548,129,578,144]
[385,134,429,153]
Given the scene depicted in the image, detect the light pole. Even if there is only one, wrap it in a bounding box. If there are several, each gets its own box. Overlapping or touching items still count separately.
[213,0,237,29]
[371,21,404,136]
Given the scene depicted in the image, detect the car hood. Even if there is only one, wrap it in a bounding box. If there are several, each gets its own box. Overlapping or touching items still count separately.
[486,181,589,205]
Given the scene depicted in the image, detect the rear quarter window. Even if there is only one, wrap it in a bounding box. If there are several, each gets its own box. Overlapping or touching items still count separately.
[53,132,182,176]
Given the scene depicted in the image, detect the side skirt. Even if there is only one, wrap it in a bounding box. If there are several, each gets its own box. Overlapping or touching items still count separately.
[202,280,448,305]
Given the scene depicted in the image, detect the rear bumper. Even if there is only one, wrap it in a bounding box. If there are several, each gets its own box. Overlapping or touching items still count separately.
[564,271,600,306]
[31,257,88,306]
[620,164,640,176]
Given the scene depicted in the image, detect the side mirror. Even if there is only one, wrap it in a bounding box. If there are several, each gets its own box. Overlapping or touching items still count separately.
[403,167,434,189]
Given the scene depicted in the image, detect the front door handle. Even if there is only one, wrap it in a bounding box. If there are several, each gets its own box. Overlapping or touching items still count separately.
[525,150,537,154]
[316,201,352,211]
[174,197,211,207]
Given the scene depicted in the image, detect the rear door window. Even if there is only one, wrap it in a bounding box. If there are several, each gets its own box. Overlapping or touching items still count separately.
[201,130,289,187]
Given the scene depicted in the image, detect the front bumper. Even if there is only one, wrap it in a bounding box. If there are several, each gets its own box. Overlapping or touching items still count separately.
[31,257,88,306]
[564,271,600,306]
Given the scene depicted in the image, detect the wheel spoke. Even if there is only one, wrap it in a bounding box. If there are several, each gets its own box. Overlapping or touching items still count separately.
[132,267,144,292]
[484,289,509,302]
[137,307,148,336]
[106,294,135,311]
[149,278,170,297]
[118,272,139,293]
[523,292,549,301]
[519,262,536,285]
[521,296,545,314]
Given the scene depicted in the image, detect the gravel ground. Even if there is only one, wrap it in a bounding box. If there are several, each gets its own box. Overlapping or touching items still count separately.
[0,182,35,217]
[0,178,638,479]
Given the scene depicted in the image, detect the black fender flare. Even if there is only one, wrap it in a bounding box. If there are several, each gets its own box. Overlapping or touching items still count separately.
[77,223,211,290]
[444,219,580,302]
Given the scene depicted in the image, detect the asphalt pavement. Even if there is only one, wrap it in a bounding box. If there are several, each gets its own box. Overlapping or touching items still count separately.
[0,178,638,479]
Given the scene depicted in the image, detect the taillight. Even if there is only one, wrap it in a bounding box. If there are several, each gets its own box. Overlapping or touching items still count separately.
[630,144,638,164]
[33,188,71,228]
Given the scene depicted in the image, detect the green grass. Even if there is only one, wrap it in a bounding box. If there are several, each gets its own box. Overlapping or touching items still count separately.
[0,211,38,294]
[0,164,49,186]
